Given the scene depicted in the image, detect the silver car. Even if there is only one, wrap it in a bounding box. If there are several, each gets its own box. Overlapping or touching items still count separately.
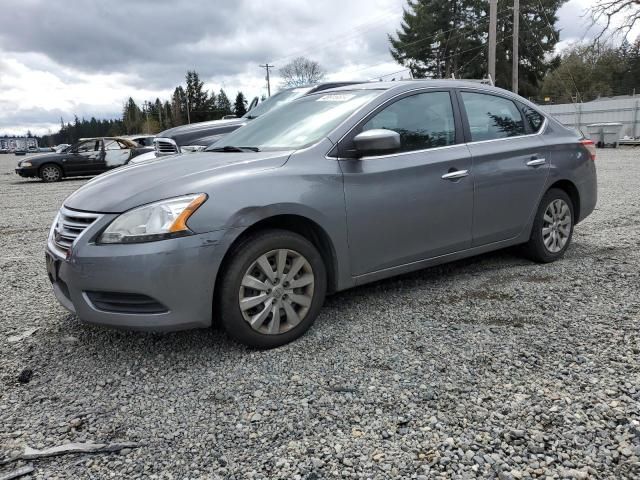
[46,80,597,348]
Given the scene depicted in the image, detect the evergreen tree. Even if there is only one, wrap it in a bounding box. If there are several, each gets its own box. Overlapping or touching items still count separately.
[216,89,232,115]
[185,70,215,122]
[163,101,173,129]
[122,97,142,134]
[389,0,565,96]
[234,92,248,117]
[171,87,186,126]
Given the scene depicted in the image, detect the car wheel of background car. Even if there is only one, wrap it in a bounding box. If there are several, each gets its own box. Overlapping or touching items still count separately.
[217,229,327,348]
[522,188,574,263]
[39,164,63,183]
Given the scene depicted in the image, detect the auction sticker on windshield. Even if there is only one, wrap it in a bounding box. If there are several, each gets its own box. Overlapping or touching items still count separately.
[316,94,356,102]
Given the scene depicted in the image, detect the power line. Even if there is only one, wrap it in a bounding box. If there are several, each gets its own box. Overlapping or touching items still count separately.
[368,34,514,81]
[535,0,583,102]
[341,9,511,79]
[268,9,403,66]
[521,15,579,105]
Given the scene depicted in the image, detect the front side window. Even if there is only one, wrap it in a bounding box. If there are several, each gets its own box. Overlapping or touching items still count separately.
[208,90,382,151]
[362,91,456,152]
[75,140,99,152]
[461,92,525,141]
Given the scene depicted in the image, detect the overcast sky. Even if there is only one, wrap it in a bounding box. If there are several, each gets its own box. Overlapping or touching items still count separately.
[0,0,609,135]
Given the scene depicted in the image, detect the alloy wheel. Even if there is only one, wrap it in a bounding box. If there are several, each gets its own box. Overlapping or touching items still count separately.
[41,166,60,182]
[239,249,315,335]
[542,199,571,253]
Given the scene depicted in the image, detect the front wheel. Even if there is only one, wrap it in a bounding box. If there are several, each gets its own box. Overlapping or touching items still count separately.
[40,164,63,182]
[217,229,327,348]
[522,188,574,263]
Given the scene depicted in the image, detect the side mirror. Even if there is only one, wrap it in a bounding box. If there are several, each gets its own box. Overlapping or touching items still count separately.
[353,129,400,157]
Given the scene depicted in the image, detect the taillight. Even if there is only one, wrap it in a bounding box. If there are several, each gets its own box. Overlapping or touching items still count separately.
[581,139,596,161]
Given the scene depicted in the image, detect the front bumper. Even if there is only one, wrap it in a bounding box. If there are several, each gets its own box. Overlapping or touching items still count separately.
[46,224,229,331]
[15,166,38,178]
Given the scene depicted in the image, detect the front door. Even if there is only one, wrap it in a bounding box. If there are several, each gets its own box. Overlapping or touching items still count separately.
[64,139,102,175]
[339,90,473,276]
[458,91,550,246]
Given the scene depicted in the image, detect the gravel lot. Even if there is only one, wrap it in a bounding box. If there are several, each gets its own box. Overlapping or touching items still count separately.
[1,150,639,479]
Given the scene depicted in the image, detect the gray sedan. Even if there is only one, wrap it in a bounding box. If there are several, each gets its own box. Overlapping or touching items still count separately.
[46,80,597,348]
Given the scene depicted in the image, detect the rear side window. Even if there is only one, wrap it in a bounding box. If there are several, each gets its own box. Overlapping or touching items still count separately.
[362,91,456,152]
[104,140,121,150]
[461,92,525,141]
[520,104,545,133]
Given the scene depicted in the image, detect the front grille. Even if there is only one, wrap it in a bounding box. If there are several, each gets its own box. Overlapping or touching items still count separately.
[51,207,100,257]
[85,291,168,314]
[154,137,180,156]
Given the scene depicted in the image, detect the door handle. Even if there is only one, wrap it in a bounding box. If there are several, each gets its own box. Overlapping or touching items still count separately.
[526,158,546,167]
[441,169,469,180]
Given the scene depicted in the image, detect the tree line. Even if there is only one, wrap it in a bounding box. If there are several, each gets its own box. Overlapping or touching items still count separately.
[40,70,251,146]
[388,0,639,102]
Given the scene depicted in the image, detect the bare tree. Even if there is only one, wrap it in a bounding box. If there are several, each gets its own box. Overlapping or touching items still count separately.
[591,0,640,42]
[279,57,325,87]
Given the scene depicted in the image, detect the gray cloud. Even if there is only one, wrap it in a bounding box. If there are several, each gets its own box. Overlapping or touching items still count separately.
[0,0,402,90]
[0,0,597,134]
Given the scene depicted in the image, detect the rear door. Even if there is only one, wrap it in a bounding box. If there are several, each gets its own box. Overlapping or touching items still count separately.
[457,90,550,246]
[339,89,473,276]
[103,139,131,170]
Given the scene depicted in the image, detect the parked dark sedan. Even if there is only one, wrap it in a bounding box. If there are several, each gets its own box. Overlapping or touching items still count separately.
[150,82,363,157]
[15,137,153,182]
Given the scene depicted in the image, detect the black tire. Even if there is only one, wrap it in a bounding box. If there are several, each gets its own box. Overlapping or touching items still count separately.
[39,164,63,183]
[522,188,575,263]
[216,229,327,348]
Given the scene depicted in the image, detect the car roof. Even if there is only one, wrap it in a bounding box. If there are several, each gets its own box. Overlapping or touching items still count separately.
[306,81,365,93]
[320,79,528,99]
[77,137,138,146]
[314,79,544,110]
[122,134,154,139]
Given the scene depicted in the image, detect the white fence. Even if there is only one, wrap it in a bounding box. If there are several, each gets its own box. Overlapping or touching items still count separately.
[539,98,640,139]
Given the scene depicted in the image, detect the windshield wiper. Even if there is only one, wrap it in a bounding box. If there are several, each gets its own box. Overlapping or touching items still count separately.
[208,145,260,153]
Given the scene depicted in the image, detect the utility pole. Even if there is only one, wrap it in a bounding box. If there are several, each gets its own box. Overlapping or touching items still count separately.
[185,95,191,124]
[488,0,497,83]
[260,63,274,97]
[512,0,519,94]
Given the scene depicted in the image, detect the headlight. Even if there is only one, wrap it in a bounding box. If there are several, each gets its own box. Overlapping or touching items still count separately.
[180,145,207,153]
[20,161,32,167]
[98,194,207,244]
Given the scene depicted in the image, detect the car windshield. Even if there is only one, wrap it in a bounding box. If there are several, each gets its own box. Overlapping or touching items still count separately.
[241,87,313,119]
[211,90,381,152]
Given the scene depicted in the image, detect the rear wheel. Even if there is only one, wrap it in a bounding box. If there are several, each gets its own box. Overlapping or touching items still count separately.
[522,188,574,263]
[217,229,327,348]
[40,164,63,182]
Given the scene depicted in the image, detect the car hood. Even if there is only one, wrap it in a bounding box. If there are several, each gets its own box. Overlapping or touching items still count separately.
[64,150,292,213]
[21,152,63,164]
[159,118,247,138]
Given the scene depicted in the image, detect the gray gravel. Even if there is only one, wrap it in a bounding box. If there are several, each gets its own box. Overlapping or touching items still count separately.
[1,150,639,479]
